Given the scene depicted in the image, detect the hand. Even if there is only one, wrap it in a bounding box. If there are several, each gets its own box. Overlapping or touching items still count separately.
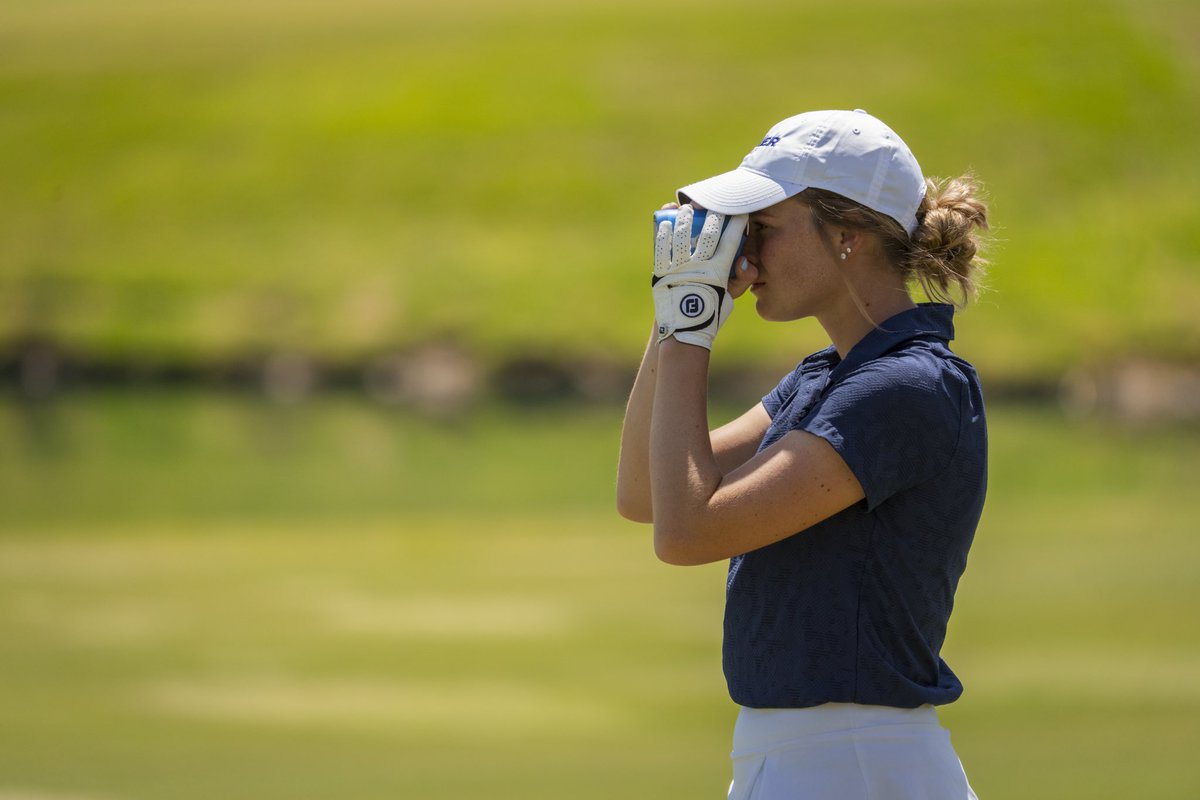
[726,247,759,300]
[655,202,759,300]
[652,205,748,349]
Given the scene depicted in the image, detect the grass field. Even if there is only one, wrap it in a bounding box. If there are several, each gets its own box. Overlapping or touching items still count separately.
[1,393,1197,799]
[2,0,1199,378]
[4,2,1198,797]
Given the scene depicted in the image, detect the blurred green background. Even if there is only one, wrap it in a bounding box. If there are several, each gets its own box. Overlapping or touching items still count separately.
[1,1,1198,798]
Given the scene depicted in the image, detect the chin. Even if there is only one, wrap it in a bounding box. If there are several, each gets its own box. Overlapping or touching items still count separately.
[757,302,809,324]
[754,299,790,322]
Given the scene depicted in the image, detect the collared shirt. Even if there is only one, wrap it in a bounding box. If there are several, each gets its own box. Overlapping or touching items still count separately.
[723,303,987,709]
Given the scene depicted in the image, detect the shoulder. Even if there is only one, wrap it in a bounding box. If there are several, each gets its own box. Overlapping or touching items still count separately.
[833,339,974,414]
[807,340,981,510]
[763,346,837,418]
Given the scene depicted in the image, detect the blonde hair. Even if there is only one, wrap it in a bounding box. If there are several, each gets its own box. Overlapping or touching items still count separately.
[799,175,990,307]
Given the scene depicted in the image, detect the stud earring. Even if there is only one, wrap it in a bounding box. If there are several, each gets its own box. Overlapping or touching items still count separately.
[840,247,852,261]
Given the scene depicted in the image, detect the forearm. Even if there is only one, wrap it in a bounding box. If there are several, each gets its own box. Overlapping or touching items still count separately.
[616,327,661,522]
[626,204,747,529]
[649,339,723,560]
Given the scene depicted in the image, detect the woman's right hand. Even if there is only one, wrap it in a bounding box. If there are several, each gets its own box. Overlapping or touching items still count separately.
[726,250,758,299]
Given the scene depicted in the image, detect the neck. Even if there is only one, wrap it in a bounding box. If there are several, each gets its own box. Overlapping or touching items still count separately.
[817,280,916,358]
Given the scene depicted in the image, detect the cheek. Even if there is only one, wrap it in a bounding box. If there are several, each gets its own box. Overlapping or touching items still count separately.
[756,231,790,265]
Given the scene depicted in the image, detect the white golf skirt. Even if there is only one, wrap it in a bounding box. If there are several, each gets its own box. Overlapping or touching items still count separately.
[728,703,978,800]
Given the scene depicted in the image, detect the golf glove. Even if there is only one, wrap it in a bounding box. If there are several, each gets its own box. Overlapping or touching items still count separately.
[652,206,748,350]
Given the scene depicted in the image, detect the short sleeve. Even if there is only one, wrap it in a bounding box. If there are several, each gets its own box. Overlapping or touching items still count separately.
[761,363,804,419]
[800,357,965,511]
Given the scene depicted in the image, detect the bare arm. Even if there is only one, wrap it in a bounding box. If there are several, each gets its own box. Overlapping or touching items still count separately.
[711,403,771,475]
[616,328,661,522]
[650,340,865,566]
[620,201,770,526]
[617,334,771,523]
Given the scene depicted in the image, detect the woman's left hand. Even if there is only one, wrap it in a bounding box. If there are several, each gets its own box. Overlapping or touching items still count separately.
[652,205,747,350]
[664,200,756,300]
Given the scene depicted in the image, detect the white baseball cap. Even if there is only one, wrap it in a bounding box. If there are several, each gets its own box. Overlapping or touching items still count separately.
[677,109,927,235]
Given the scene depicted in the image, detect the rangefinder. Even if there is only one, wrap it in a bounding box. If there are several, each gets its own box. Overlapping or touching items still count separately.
[653,208,747,272]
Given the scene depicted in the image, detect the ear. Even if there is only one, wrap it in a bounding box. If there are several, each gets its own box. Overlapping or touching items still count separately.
[837,228,862,252]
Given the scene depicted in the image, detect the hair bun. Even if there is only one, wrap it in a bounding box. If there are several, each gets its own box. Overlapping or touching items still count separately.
[906,175,990,305]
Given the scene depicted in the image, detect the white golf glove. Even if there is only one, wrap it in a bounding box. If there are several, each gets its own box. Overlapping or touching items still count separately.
[652,206,748,350]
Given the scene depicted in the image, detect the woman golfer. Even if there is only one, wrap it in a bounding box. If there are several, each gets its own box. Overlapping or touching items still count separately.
[617,109,988,799]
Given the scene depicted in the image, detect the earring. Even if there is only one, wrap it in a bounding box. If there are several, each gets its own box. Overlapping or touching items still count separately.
[840,247,851,261]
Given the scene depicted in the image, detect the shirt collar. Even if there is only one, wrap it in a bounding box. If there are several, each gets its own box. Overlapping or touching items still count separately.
[829,303,956,381]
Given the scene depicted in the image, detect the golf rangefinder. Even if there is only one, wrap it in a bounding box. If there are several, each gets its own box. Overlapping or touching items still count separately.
[653,208,747,274]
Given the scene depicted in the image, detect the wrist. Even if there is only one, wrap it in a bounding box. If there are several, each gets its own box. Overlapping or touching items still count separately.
[659,336,713,361]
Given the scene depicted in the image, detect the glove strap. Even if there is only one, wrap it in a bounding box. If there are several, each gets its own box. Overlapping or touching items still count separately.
[654,282,725,344]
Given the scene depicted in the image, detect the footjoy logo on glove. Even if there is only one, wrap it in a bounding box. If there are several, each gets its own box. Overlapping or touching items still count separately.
[680,294,706,318]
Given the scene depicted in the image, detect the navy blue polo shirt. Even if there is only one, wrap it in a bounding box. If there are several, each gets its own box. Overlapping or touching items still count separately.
[723,303,987,709]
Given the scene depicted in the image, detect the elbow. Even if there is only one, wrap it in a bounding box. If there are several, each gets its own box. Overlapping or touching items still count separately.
[619,482,657,525]
[616,488,653,524]
[653,522,714,566]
